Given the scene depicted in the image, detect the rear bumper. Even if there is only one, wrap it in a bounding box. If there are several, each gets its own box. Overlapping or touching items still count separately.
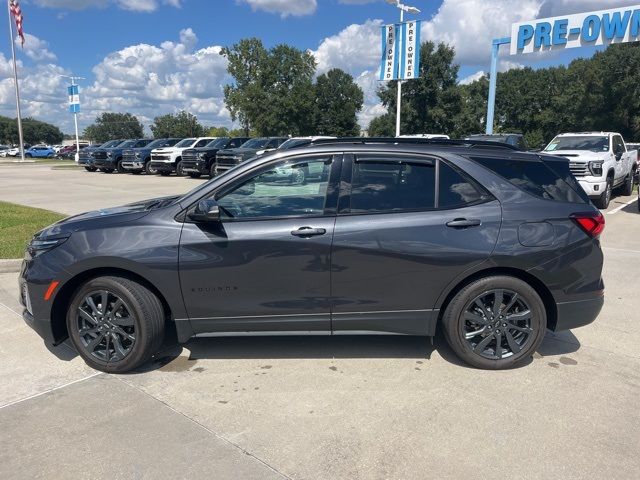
[553,295,604,332]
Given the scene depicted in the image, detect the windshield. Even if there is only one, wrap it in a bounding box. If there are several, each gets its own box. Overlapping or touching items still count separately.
[118,140,137,148]
[133,139,151,148]
[175,138,196,148]
[240,138,269,149]
[545,136,609,152]
[278,138,310,150]
[207,138,230,148]
[467,135,510,143]
[100,140,122,148]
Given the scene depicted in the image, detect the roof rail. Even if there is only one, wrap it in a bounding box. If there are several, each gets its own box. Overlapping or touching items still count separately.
[306,137,521,151]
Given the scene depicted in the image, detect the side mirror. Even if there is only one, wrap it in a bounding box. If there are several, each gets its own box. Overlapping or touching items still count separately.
[188,199,221,223]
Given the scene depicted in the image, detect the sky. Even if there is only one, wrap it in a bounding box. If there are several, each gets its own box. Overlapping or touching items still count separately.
[0,0,637,135]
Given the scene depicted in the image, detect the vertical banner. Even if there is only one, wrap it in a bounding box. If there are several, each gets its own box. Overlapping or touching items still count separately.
[380,21,422,81]
[400,20,421,80]
[380,23,399,81]
[68,84,80,113]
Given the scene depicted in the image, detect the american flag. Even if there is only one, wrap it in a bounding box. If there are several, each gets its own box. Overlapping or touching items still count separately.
[9,0,25,47]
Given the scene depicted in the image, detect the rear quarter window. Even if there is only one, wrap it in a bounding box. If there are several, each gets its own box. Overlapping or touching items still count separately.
[470,156,587,203]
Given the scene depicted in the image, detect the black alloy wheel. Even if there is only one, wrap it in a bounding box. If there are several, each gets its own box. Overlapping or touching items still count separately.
[75,290,136,363]
[462,289,534,360]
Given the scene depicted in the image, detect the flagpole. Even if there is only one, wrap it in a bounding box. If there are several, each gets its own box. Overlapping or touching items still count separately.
[7,0,25,163]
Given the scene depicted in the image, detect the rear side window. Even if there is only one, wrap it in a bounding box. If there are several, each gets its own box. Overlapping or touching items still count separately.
[439,162,485,208]
[471,156,586,203]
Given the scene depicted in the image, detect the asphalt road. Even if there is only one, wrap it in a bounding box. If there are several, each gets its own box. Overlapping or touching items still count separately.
[0,163,639,479]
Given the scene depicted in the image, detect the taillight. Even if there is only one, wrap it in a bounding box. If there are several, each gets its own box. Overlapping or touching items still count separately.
[571,212,605,238]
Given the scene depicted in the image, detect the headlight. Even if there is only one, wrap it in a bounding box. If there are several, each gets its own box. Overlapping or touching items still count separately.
[589,161,603,176]
[107,152,113,158]
[135,153,141,158]
[27,237,69,258]
[198,153,206,159]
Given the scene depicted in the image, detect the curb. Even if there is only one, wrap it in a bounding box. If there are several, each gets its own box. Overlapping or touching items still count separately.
[0,259,22,274]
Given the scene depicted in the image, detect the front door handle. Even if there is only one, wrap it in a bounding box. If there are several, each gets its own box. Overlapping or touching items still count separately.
[446,218,482,229]
[291,227,327,238]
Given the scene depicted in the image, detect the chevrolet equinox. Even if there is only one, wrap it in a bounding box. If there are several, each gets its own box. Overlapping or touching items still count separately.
[19,139,605,372]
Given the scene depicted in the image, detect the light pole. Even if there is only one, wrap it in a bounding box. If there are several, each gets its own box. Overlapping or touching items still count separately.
[59,74,85,162]
[386,0,421,137]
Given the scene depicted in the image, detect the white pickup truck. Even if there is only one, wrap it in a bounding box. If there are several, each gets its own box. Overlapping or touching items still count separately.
[544,132,638,209]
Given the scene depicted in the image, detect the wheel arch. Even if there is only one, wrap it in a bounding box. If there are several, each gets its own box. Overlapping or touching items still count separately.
[435,267,558,332]
[50,267,174,344]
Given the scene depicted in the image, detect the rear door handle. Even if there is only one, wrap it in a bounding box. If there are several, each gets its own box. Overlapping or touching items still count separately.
[446,218,482,229]
[291,227,327,238]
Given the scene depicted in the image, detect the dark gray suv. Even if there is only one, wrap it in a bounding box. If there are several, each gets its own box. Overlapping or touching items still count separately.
[19,139,605,372]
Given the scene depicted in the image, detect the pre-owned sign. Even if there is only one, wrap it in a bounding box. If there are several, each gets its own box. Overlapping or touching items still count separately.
[511,4,640,55]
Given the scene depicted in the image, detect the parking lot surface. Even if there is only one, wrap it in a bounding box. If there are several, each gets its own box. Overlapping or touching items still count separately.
[1,164,639,479]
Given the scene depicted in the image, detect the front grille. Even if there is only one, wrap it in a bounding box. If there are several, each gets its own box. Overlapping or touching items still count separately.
[151,154,170,161]
[123,153,136,162]
[93,151,107,160]
[569,162,589,177]
[217,155,240,167]
[182,152,198,162]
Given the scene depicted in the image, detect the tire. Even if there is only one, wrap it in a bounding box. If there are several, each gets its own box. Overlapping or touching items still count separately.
[175,160,185,177]
[159,171,171,177]
[594,177,612,209]
[25,153,32,158]
[622,170,635,196]
[144,161,156,175]
[102,168,114,174]
[66,276,165,373]
[84,166,97,172]
[209,164,217,178]
[442,275,547,370]
[188,172,202,179]
[116,159,125,174]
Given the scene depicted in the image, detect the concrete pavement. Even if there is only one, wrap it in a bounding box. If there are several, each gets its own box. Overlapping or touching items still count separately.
[0,164,639,479]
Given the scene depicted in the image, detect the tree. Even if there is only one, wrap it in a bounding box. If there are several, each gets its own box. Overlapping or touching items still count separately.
[314,68,364,136]
[150,111,206,138]
[84,113,143,143]
[0,116,63,145]
[222,38,317,136]
[369,42,463,137]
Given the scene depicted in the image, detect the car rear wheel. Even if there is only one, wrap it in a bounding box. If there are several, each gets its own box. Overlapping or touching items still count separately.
[84,166,97,172]
[442,276,547,370]
[594,178,612,209]
[66,276,165,373]
[622,171,635,196]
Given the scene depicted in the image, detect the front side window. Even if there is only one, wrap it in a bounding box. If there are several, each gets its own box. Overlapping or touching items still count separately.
[215,157,333,220]
[349,158,436,213]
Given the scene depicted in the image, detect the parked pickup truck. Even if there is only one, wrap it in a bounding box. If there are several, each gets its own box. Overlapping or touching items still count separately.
[78,140,123,172]
[149,137,215,176]
[121,138,182,175]
[181,137,250,178]
[215,137,288,175]
[544,132,638,209]
[93,139,153,173]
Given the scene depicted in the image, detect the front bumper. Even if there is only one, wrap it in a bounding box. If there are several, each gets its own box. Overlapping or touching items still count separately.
[181,159,209,174]
[150,161,175,173]
[93,159,116,169]
[578,179,608,198]
[122,159,144,170]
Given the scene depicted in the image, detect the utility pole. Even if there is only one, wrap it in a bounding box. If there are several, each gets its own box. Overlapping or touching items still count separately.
[60,74,85,162]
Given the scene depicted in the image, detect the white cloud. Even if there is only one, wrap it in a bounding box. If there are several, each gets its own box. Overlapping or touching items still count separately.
[238,0,317,17]
[459,71,485,85]
[32,0,182,12]
[18,34,57,63]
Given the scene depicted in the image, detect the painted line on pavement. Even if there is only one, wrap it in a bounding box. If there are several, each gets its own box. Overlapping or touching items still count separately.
[0,301,21,318]
[607,198,637,215]
[0,372,103,410]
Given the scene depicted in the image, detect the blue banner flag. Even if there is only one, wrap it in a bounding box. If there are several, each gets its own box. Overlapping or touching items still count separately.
[68,84,80,113]
[380,20,422,81]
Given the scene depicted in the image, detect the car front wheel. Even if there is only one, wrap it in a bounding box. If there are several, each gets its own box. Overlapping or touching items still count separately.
[66,276,165,373]
[442,276,547,370]
[622,171,635,196]
[84,166,97,172]
[144,161,157,175]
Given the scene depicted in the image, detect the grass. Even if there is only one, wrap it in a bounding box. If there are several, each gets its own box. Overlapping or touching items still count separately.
[0,202,66,259]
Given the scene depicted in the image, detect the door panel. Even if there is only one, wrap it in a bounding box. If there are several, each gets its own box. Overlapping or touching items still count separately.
[179,217,335,333]
[330,202,502,334]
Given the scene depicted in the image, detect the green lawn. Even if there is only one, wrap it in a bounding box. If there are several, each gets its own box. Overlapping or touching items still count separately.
[0,202,66,259]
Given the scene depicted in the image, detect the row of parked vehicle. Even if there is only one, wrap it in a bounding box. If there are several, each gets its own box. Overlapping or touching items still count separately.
[78,136,334,178]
